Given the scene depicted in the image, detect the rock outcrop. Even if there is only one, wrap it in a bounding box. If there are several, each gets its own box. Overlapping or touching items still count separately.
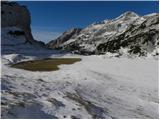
[2,1,34,43]
[1,1,47,55]
[47,28,82,49]
[48,11,159,56]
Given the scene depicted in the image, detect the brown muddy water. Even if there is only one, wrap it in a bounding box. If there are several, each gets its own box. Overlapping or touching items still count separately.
[11,58,81,71]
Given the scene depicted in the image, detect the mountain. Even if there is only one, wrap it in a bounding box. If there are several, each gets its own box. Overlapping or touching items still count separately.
[1,3,158,119]
[1,1,34,42]
[47,28,82,49]
[1,1,45,55]
[47,11,159,56]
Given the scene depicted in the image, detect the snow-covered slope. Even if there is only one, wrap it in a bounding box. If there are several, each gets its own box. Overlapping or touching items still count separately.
[1,26,158,118]
[1,54,158,119]
[1,26,159,118]
[51,12,158,56]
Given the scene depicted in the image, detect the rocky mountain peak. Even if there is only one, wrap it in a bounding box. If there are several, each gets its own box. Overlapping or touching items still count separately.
[116,11,139,20]
[113,11,140,21]
[122,11,139,17]
[47,28,82,49]
[47,12,158,56]
[63,28,82,35]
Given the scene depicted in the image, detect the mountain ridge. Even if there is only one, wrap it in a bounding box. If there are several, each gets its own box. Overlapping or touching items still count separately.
[47,28,82,49]
[47,11,159,56]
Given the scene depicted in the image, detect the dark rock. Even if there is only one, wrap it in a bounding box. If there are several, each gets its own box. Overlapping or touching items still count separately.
[47,28,82,49]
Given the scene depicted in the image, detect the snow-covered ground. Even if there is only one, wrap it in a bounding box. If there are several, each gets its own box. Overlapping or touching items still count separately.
[1,27,159,118]
[1,52,158,119]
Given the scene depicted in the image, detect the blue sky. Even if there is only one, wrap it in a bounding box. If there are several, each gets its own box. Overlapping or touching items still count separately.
[18,1,159,43]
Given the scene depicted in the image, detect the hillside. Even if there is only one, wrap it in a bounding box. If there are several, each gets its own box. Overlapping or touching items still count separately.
[47,28,82,49]
[47,12,159,56]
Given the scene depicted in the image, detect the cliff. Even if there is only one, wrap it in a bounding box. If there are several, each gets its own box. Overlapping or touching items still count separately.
[1,1,34,42]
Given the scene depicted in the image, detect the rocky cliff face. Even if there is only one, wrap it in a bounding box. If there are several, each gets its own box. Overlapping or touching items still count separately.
[1,1,47,55]
[49,12,159,56]
[47,28,82,49]
[1,1,46,53]
[1,1,34,42]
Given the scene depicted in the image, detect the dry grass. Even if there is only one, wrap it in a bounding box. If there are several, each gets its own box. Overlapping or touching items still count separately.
[11,58,81,71]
